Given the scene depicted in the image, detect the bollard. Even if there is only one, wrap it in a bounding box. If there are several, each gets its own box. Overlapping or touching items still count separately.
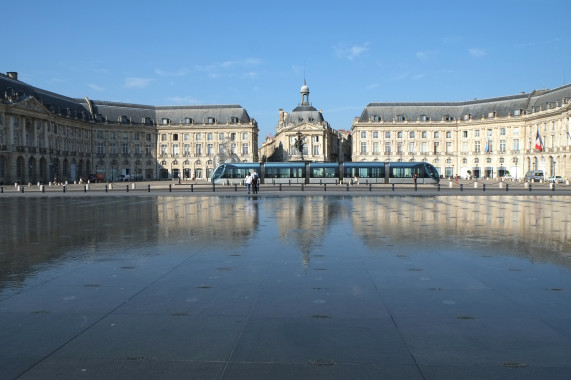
[105,185,108,193]
[41,185,45,193]
[506,184,509,192]
[324,183,326,192]
[346,183,349,191]
[190,184,194,192]
[63,185,66,193]
[552,183,555,192]
[320,180,322,185]
[289,180,291,186]
[126,185,129,192]
[460,184,463,191]
[169,184,172,192]
[392,183,395,192]
[148,184,151,192]
[529,184,532,192]
[414,183,418,192]
[1,187,3,193]
[302,184,305,191]
[212,183,215,192]
[483,184,486,192]
[437,183,440,191]
[84,185,87,193]
[279,183,282,191]
[369,183,372,192]
[20,186,24,193]
[234,184,238,192]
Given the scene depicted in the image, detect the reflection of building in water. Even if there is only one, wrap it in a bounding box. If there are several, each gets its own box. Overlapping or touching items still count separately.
[0,197,158,287]
[272,197,347,267]
[351,196,571,265]
[154,196,258,247]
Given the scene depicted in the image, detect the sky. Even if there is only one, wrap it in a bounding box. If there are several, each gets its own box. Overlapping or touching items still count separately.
[3,0,571,142]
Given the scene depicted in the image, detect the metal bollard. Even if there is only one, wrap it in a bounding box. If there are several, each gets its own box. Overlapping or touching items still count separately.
[415,183,418,192]
[483,184,486,192]
[289,180,291,186]
[212,183,215,192]
[190,184,194,192]
[234,184,238,192]
[437,183,440,191]
[506,184,509,192]
[552,183,555,192]
[279,183,282,191]
[63,185,66,193]
[302,184,305,191]
[20,186,24,193]
[392,183,395,192]
[529,184,532,192]
[324,183,326,192]
[126,185,129,192]
[148,184,151,192]
[84,185,87,193]
[346,183,349,191]
[369,183,372,192]
[460,184,463,191]
[105,185,108,193]
[1,187,3,193]
[169,184,172,192]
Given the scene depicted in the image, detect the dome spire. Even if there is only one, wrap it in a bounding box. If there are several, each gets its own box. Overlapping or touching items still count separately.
[300,80,310,105]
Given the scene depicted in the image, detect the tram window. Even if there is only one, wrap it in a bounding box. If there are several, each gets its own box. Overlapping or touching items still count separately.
[311,167,338,178]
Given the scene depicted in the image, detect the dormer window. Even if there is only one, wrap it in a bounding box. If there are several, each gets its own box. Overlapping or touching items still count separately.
[142,117,153,125]
[488,111,496,118]
[397,115,406,122]
[162,118,169,125]
[229,117,239,124]
[464,114,471,121]
[207,117,215,124]
[119,115,129,124]
[420,115,429,122]
[184,117,193,124]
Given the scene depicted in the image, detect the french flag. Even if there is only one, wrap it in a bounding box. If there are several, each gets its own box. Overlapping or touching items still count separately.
[535,129,543,152]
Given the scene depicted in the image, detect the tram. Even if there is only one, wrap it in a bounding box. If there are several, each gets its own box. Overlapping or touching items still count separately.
[211,161,440,185]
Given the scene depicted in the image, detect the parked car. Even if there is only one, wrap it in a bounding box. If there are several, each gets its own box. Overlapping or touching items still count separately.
[524,170,545,182]
[501,174,514,181]
[547,175,564,183]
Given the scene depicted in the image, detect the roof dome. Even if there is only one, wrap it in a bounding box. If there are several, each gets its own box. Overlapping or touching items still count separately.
[300,82,309,94]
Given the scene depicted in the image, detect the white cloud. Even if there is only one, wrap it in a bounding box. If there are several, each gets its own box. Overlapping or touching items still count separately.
[88,83,105,92]
[468,48,487,58]
[194,58,262,78]
[334,42,370,61]
[167,96,199,105]
[124,77,152,88]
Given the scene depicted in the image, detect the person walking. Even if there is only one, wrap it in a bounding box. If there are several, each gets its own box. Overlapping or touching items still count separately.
[252,169,259,194]
[245,172,252,194]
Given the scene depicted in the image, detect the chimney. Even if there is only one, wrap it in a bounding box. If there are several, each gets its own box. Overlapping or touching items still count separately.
[7,72,18,80]
[279,108,284,122]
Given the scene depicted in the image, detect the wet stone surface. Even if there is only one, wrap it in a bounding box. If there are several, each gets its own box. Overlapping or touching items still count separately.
[1,195,571,379]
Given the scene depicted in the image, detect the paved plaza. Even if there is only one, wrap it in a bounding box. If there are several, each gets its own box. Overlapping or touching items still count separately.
[1,192,571,379]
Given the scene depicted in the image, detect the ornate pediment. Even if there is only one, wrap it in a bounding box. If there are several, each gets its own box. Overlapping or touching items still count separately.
[10,96,50,114]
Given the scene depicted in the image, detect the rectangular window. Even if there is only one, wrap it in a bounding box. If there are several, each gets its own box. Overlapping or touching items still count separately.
[313,145,320,155]
[134,144,141,154]
[373,142,380,154]
[196,133,202,141]
[122,143,129,155]
[474,141,480,153]
[513,127,519,135]
[422,131,427,138]
[446,142,452,153]
[195,144,202,155]
[97,142,104,154]
[433,142,440,154]
[446,131,452,139]
[184,144,190,155]
[208,133,213,140]
[361,131,367,139]
[161,144,167,155]
[463,131,468,138]
[242,143,248,155]
[385,131,390,139]
[421,142,427,153]
[219,133,224,141]
[242,132,248,140]
[434,131,439,138]
[512,139,520,151]
[373,131,379,139]
[409,142,415,153]
[161,134,166,141]
[384,142,391,154]
[231,143,237,154]
[145,144,152,155]
[97,130,104,139]
[173,144,179,156]
[410,131,415,138]
[397,142,403,153]
[500,139,506,152]
[397,131,403,139]
[109,143,118,154]
[134,132,140,140]
[360,142,367,154]
[461,141,468,153]
[500,128,506,135]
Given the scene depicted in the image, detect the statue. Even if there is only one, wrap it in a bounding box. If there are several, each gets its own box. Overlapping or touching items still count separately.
[293,130,305,160]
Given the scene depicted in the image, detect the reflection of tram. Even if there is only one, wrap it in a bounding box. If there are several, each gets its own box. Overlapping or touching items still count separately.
[211,161,440,185]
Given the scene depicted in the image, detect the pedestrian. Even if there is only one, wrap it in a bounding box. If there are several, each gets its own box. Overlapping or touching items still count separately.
[245,171,252,194]
[252,169,259,194]
[413,173,418,185]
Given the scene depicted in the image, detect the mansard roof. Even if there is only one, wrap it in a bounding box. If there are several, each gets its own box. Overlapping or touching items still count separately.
[285,104,325,126]
[358,83,571,122]
[0,72,253,125]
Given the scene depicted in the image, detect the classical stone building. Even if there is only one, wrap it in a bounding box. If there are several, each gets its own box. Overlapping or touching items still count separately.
[259,82,351,163]
[0,72,258,184]
[352,84,571,179]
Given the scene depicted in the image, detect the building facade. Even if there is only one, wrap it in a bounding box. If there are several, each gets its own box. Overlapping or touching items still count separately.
[351,85,571,180]
[0,72,258,184]
[259,82,351,163]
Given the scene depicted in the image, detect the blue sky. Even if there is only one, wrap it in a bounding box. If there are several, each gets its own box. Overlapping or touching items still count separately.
[3,0,570,141]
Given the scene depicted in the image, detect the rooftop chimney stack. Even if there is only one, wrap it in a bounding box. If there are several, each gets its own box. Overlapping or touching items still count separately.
[7,72,18,80]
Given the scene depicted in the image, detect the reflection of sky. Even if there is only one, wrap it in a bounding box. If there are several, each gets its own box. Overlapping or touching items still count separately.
[1,196,571,292]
